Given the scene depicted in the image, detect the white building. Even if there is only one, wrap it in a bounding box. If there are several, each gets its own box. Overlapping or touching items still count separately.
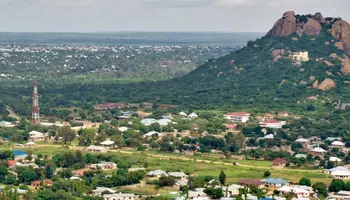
[100,140,115,148]
[89,162,117,170]
[329,157,342,162]
[0,121,14,127]
[145,170,168,178]
[289,51,310,62]
[144,131,163,138]
[168,172,188,179]
[224,112,250,123]
[86,145,106,153]
[295,138,310,144]
[28,131,45,141]
[92,187,116,196]
[278,185,312,198]
[188,113,198,119]
[325,167,350,180]
[140,118,158,126]
[331,141,345,148]
[259,119,286,129]
[103,193,136,200]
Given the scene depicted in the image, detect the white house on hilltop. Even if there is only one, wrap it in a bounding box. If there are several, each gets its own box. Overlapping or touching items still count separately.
[224,112,250,123]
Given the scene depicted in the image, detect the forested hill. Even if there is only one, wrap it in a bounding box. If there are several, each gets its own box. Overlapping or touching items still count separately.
[3,12,350,115]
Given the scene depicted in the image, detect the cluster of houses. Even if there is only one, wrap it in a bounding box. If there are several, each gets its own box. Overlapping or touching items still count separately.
[224,112,288,129]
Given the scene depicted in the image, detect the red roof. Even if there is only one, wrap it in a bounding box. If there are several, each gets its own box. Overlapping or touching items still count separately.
[72,169,88,177]
[31,180,54,186]
[238,179,264,186]
[31,180,41,186]
[225,112,250,117]
[8,160,17,166]
[225,124,237,129]
[272,158,287,164]
[263,119,279,123]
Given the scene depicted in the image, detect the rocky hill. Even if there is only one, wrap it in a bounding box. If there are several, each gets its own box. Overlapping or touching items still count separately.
[3,11,350,114]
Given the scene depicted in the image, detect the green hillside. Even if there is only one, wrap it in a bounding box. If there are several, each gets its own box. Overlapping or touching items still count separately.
[2,12,350,116]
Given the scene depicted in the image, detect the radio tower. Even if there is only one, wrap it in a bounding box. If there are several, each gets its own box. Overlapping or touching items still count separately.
[32,80,40,124]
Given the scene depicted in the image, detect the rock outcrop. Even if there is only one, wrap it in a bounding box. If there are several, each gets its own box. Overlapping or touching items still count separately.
[313,80,319,88]
[324,60,335,67]
[318,78,336,91]
[267,11,297,36]
[341,57,350,74]
[314,12,325,23]
[335,42,344,51]
[303,18,322,36]
[331,20,350,54]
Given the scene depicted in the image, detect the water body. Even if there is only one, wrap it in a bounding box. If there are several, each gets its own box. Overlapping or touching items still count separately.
[12,150,27,156]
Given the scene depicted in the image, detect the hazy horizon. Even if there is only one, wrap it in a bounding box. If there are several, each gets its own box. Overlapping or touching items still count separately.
[0,0,349,32]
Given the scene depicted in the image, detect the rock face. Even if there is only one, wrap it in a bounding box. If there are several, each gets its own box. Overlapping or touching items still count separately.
[331,20,350,54]
[314,12,325,23]
[303,18,322,36]
[267,11,297,36]
[341,57,350,74]
[324,60,335,66]
[318,78,336,91]
[313,80,319,88]
[271,49,285,57]
[335,41,344,51]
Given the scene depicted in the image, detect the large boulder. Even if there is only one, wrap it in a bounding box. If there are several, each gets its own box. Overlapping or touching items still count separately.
[267,11,297,36]
[271,49,285,57]
[335,41,344,51]
[341,57,350,74]
[303,18,322,36]
[331,20,350,54]
[314,12,326,23]
[318,78,336,91]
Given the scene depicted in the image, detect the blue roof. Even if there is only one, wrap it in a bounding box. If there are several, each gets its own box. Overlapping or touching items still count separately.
[263,178,289,185]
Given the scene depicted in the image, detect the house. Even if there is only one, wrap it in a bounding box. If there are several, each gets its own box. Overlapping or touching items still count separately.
[295,154,307,159]
[188,113,198,119]
[89,162,117,170]
[145,170,168,178]
[271,158,287,168]
[326,137,342,142]
[256,116,264,122]
[175,178,189,187]
[86,145,106,153]
[224,112,250,123]
[238,179,264,188]
[311,147,326,157]
[0,121,14,127]
[157,119,172,126]
[118,127,129,132]
[218,184,242,197]
[128,168,146,172]
[264,113,274,120]
[14,162,39,169]
[278,111,289,117]
[263,134,274,139]
[288,51,310,62]
[103,193,137,200]
[295,138,310,144]
[179,112,188,117]
[225,124,237,131]
[140,118,157,126]
[72,169,89,177]
[8,160,17,167]
[260,119,286,129]
[328,167,350,180]
[240,194,258,200]
[331,141,345,149]
[100,140,115,148]
[277,185,312,198]
[28,131,45,141]
[168,172,188,179]
[188,188,209,200]
[69,176,82,181]
[92,187,116,196]
[328,190,350,200]
[144,131,163,138]
[25,141,35,148]
[31,180,54,187]
[330,157,342,162]
[263,178,289,187]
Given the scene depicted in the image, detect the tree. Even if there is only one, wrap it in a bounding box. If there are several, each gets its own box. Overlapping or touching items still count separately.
[45,161,56,179]
[158,176,175,187]
[204,187,224,199]
[299,177,311,186]
[58,127,76,144]
[219,170,226,185]
[263,171,271,178]
[313,182,328,197]
[329,179,345,192]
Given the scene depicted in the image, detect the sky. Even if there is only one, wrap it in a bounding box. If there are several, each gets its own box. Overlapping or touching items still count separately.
[0,0,349,33]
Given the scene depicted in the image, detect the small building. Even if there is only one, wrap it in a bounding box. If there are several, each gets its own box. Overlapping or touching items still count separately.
[140,118,157,126]
[103,193,137,200]
[271,158,287,168]
[31,180,54,188]
[144,131,163,138]
[100,140,115,148]
[92,187,116,196]
[145,170,168,178]
[289,51,310,62]
[330,157,342,162]
[263,178,289,187]
[188,113,198,119]
[263,134,274,139]
[295,154,307,159]
[295,138,310,144]
[238,179,264,188]
[7,160,17,167]
[219,184,242,197]
[128,168,146,172]
[168,172,188,179]
[0,121,14,127]
[72,169,89,177]
[25,141,35,148]
[256,116,264,122]
[329,190,350,200]
[264,113,274,120]
[118,127,129,132]
[260,119,286,129]
[277,111,289,117]
[89,162,117,170]
[331,141,345,149]
[224,112,250,123]
[179,111,188,117]
[86,145,106,153]
[277,185,312,198]
[311,147,326,157]
[28,131,45,141]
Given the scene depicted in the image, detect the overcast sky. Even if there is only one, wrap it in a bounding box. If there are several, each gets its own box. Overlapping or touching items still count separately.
[0,0,349,33]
